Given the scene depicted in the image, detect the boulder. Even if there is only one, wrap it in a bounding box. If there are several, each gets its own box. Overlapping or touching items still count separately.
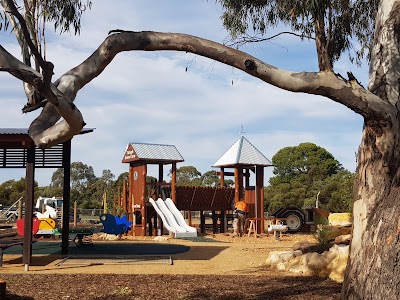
[265,250,302,268]
[328,213,352,227]
[317,225,352,240]
[334,234,352,245]
[292,240,327,254]
[153,236,169,242]
[265,244,349,283]
[99,233,121,241]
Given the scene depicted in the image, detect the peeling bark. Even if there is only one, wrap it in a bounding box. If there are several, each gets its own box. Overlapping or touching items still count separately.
[342,0,400,299]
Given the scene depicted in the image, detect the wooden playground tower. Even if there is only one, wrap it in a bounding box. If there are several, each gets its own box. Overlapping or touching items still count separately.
[119,136,272,236]
[120,142,184,236]
[212,135,273,233]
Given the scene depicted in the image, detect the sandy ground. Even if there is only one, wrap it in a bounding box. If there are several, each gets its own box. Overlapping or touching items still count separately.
[1,233,344,300]
[1,232,317,275]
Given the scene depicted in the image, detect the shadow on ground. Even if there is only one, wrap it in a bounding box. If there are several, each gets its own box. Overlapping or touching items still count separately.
[3,240,229,267]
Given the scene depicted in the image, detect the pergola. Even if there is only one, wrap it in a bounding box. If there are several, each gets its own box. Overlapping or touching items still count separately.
[0,128,93,270]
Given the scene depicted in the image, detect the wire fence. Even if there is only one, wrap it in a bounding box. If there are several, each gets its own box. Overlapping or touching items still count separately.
[79,208,105,217]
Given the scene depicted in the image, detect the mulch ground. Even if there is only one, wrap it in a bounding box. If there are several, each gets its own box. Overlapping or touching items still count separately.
[1,274,341,300]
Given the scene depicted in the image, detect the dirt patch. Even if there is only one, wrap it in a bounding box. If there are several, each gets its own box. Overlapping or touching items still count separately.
[1,232,342,299]
[2,274,342,300]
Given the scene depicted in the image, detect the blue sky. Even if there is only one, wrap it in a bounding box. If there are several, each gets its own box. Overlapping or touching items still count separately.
[0,0,365,186]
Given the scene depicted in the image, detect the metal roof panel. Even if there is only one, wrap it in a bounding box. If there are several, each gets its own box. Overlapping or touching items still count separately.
[124,142,184,162]
[212,136,272,167]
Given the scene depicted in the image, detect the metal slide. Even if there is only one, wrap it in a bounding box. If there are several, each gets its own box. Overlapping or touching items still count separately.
[164,198,197,236]
[149,198,197,238]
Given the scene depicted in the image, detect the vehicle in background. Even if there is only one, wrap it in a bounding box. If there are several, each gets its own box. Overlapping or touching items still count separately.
[35,196,63,220]
[0,197,23,222]
[271,207,328,232]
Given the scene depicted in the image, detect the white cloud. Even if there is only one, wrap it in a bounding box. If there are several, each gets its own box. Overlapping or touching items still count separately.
[0,1,365,187]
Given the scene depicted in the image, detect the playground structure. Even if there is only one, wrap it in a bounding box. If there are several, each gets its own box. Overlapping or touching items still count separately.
[118,136,273,236]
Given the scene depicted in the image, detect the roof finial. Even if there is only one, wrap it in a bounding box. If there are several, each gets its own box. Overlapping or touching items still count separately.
[239,125,245,136]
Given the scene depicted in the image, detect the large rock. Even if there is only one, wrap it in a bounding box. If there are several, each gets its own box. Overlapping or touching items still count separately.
[98,233,121,241]
[317,225,352,240]
[265,244,349,283]
[334,234,351,245]
[265,250,303,268]
[328,213,352,227]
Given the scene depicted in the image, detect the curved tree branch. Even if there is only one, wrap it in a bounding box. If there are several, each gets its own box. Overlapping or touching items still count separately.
[66,31,390,120]
[0,45,84,147]
[1,30,392,147]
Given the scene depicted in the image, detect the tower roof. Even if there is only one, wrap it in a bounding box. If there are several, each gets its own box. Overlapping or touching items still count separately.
[212,135,272,167]
[122,142,184,164]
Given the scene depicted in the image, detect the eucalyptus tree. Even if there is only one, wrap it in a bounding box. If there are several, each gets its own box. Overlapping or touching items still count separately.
[175,166,202,186]
[0,0,399,299]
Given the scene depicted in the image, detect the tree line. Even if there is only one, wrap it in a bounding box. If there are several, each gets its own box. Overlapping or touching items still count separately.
[0,142,353,213]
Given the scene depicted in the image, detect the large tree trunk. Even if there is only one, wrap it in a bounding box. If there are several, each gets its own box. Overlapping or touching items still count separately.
[342,0,400,299]
[342,120,400,299]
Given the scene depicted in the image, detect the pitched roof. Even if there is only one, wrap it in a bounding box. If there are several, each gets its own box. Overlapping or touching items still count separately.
[212,135,272,167]
[122,142,184,163]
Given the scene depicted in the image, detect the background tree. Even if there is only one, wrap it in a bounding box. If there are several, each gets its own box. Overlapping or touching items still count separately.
[200,170,220,187]
[270,142,342,184]
[1,0,399,298]
[174,166,202,186]
[50,162,107,206]
[200,170,234,187]
[0,178,30,206]
[318,170,354,212]
[266,143,353,213]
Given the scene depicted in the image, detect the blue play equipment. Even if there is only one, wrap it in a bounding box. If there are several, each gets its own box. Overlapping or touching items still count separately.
[99,214,132,235]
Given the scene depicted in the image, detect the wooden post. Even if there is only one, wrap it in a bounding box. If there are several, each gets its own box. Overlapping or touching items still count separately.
[113,195,117,215]
[171,163,177,203]
[234,166,244,203]
[212,211,217,233]
[122,179,127,213]
[62,139,71,255]
[158,164,163,198]
[0,280,6,299]
[245,168,250,188]
[117,186,121,207]
[73,201,77,228]
[23,146,35,270]
[256,166,265,233]
[103,191,107,214]
[219,167,225,187]
[17,198,22,220]
[142,164,147,236]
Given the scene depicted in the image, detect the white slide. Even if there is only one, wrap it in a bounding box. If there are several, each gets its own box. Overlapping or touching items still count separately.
[149,198,179,235]
[149,198,197,238]
[165,198,197,236]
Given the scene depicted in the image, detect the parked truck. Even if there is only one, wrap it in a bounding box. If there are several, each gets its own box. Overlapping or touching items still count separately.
[35,196,63,220]
[271,207,319,232]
